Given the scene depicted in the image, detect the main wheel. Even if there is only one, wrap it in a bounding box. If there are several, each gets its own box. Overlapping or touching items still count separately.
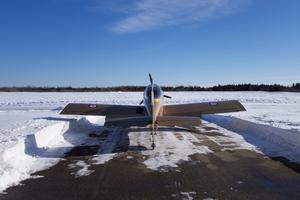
[151,142,156,150]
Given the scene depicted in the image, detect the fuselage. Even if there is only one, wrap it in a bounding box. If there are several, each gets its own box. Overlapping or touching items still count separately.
[143,84,164,121]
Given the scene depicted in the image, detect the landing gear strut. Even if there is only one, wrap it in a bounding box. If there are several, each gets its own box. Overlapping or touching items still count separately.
[150,122,158,150]
[151,140,156,150]
[150,130,156,150]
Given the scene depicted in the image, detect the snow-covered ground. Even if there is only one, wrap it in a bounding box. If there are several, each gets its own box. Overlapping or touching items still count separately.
[0,91,299,193]
[1,91,299,131]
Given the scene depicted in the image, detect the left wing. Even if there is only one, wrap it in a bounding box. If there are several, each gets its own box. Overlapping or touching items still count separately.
[60,103,146,118]
[163,100,246,116]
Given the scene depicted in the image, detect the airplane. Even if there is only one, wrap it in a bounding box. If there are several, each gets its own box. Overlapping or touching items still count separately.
[60,74,246,149]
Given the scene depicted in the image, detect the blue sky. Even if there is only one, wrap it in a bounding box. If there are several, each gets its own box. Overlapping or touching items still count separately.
[0,0,299,87]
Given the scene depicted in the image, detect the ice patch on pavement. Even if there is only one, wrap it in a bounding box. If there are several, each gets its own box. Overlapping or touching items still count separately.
[69,160,94,178]
[180,191,197,200]
[128,128,212,171]
[92,153,116,165]
[172,191,197,200]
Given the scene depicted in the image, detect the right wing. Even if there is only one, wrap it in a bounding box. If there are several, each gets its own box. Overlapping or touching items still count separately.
[163,100,246,116]
[60,103,147,118]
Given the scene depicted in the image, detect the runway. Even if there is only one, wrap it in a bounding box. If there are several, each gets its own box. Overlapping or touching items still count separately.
[1,123,300,200]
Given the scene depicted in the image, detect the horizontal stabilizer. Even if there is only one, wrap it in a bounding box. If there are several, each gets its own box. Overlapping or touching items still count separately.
[104,117,152,127]
[156,116,201,128]
[104,116,201,128]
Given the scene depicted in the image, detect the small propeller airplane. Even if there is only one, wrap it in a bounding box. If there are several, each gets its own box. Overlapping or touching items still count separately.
[61,74,246,149]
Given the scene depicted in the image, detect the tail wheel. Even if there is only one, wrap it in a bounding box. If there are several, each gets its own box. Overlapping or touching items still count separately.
[151,141,156,150]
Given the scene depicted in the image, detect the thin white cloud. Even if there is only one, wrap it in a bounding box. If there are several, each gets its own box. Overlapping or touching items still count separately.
[108,0,248,33]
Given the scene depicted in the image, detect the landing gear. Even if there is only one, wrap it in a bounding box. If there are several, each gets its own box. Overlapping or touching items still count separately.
[150,122,158,150]
[154,122,158,135]
[150,130,156,150]
[151,141,156,150]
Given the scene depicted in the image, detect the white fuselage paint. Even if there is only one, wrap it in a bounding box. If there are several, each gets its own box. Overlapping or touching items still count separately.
[143,84,164,122]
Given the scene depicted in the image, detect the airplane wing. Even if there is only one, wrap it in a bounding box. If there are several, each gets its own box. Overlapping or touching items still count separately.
[60,103,147,118]
[163,100,246,116]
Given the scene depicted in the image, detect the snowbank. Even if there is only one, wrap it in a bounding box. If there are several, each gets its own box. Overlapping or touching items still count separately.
[0,122,66,193]
[0,116,104,193]
[203,114,300,163]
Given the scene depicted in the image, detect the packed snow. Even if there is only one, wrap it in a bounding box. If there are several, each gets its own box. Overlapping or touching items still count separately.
[0,91,299,193]
[128,128,213,171]
[69,160,94,178]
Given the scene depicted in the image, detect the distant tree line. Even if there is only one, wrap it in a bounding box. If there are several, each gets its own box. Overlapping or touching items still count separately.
[0,83,299,92]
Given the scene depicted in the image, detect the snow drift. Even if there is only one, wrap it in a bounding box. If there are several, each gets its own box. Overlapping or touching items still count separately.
[203,114,300,163]
[0,116,103,193]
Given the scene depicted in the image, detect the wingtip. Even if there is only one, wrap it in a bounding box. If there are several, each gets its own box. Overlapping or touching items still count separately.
[238,101,247,111]
[59,103,71,115]
[233,100,246,111]
[60,108,66,115]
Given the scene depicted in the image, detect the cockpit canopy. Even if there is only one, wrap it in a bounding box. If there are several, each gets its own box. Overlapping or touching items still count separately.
[144,84,163,99]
